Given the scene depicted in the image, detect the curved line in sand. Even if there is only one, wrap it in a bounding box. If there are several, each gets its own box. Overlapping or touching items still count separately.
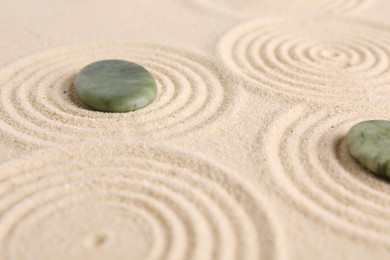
[7,195,174,260]
[218,17,390,106]
[0,43,238,148]
[0,143,278,260]
[263,106,390,246]
[190,0,369,16]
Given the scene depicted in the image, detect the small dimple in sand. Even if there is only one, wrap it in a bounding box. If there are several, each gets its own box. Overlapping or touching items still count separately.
[83,233,108,248]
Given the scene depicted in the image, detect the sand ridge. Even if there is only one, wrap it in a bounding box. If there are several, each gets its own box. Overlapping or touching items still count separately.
[0,0,390,259]
[261,104,390,245]
[0,43,240,149]
[218,16,390,107]
[0,142,279,260]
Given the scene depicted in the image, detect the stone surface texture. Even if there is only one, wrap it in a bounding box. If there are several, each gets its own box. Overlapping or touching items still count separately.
[347,120,390,179]
[75,59,157,112]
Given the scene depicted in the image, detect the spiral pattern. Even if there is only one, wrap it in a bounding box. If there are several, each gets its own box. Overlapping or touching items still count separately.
[218,17,390,105]
[0,143,277,260]
[0,43,237,148]
[263,106,390,245]
[190,0,369,16]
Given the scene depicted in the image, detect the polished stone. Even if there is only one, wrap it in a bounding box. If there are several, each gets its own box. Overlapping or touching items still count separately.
[75,60,157,112]
[347,120,390,179]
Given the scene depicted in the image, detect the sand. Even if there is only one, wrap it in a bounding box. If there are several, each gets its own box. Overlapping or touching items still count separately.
[0,0,390,259]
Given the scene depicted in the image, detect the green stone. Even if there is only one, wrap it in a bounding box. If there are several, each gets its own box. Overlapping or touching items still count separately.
[346,120,390,179]
[74,60,157,112]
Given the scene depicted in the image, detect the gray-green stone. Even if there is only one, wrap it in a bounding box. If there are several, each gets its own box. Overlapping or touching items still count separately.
[346,120,390,179]
[75,59,157,112]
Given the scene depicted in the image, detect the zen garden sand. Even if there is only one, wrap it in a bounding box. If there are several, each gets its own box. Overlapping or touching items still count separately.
[1,0,390,259]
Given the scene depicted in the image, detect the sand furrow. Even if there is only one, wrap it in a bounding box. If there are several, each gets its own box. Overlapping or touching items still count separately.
[262,106,390,246]
[0,43,238,149]
[218,17,390,107]
[0,143,278,260]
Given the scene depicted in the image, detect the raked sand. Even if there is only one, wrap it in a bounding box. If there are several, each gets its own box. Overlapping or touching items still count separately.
[0,0,390,259]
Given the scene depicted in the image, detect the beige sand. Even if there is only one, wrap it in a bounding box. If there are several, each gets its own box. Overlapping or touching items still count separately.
[0,0,390,259]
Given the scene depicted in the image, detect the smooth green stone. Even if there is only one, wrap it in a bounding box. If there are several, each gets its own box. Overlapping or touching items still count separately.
[75,59,157,112]
[346,120,390,179]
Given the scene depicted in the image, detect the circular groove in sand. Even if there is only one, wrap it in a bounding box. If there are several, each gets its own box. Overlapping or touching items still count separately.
[190,0,368,16]
[263,106,390,245]
[0,43,237,147]
[219,17,390,105]
[0,143,277,260]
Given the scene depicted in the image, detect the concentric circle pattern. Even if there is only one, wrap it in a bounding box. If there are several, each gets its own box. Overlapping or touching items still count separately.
[263,106,390,245]
[0,143,277,260]
[191,0,368,16]
[219,17,390,105]
[0,43,237,148]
